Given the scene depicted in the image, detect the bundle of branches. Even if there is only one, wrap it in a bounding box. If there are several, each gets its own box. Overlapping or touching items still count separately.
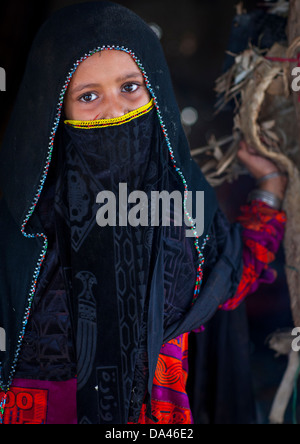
[192,0,300,424]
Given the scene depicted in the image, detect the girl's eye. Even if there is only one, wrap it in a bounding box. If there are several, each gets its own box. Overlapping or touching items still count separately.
[122,83,139,93]
[79,93,98,103]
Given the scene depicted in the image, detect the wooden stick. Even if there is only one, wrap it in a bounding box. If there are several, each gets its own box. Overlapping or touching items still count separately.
[269,350,300,424]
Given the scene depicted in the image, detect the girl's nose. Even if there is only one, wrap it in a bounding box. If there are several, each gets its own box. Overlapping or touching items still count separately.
[96,96,128,120]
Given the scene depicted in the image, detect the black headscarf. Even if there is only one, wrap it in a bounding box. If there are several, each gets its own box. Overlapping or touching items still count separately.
[0,2,243,424]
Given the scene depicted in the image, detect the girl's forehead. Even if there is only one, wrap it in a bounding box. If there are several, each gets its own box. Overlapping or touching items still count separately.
[69,50,144,84]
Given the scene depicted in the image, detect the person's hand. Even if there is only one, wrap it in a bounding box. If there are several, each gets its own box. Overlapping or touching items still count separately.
[237,140,288,201]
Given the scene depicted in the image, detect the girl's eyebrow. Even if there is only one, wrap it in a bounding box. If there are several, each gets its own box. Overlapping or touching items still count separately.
[71,83,101,94]
[71,73,144,94]
[117,72,144,82]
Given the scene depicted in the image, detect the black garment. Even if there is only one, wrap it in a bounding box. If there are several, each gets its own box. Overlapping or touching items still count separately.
[0,2,244,424]
[13,164,77,383]
[187,209,255,424]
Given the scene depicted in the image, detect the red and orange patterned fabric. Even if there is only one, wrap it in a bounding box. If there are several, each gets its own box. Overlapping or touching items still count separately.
[136,333,192,424]
[0,379,77,424]
[221,200,287,311]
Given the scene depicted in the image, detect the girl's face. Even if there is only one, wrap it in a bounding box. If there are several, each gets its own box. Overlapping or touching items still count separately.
[64,50,151,121]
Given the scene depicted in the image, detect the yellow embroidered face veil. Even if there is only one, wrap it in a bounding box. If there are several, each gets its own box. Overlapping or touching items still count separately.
[65,99,154,129]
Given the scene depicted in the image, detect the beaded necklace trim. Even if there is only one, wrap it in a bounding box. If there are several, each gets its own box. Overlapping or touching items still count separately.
[0,45,209,419]
[65,99,154,129]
